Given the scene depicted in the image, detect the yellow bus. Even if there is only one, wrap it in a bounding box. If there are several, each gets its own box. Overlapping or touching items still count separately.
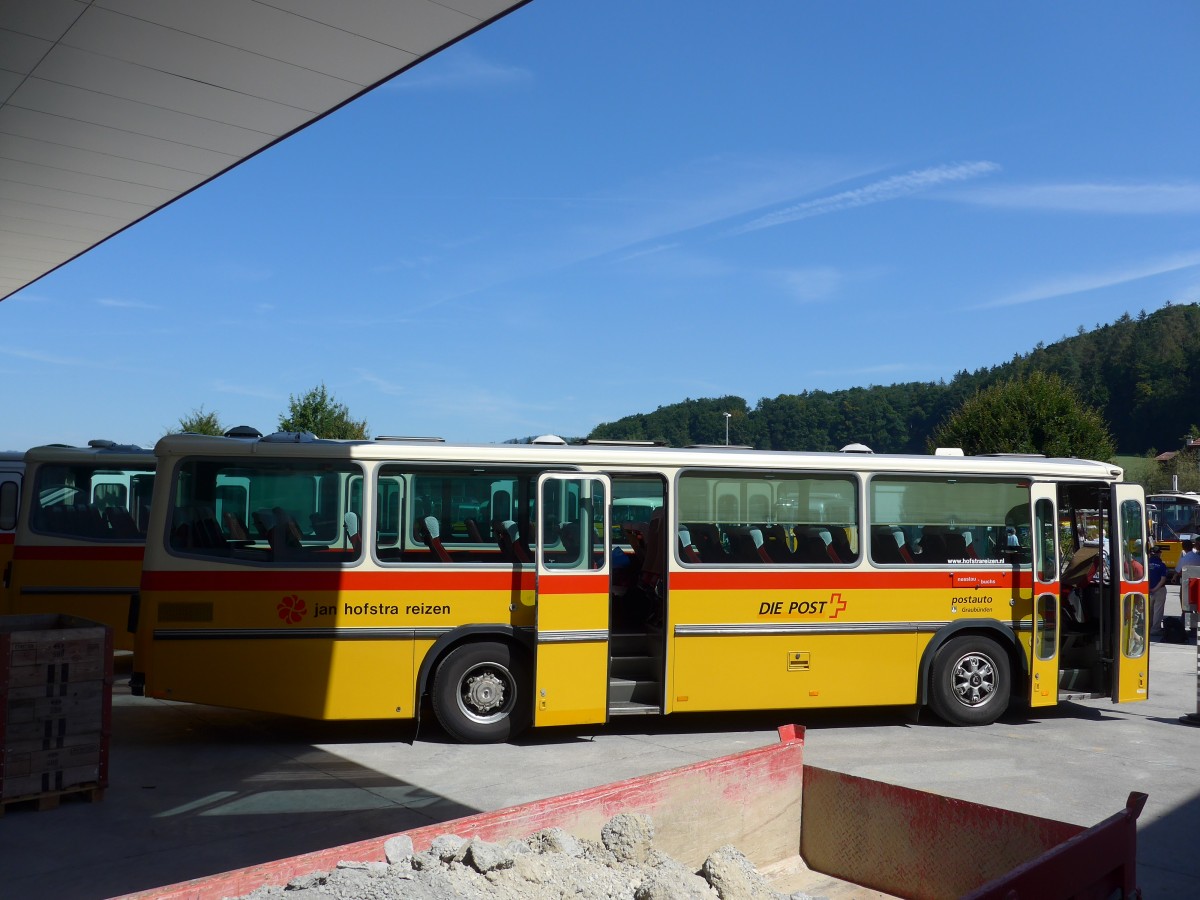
[131,432,1149,742]
[0,450,24,599]
[1147,492,1200,569]
[6,441,155,651]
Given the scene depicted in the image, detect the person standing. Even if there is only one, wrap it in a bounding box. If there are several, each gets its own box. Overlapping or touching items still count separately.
[1148,545,1169,641]
[1175,539,1200,578]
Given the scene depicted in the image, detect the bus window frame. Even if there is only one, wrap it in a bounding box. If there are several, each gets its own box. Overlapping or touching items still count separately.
[672,467,863,567]
[866,473,1033,568]
[371,463,578,567]
[164,455,365,566]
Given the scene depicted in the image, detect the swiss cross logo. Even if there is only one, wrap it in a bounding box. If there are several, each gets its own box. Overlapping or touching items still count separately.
[829,593,847,618]
[277,594,307,624]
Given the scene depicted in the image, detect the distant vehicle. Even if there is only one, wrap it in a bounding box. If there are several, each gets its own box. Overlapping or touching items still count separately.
[1147,492,1200,568]
[6,441,155,651]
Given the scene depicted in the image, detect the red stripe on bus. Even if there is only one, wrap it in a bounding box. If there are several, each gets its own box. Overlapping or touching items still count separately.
[538,574,609,594]
[141,569,538,592]
[0,533,13,544]
[14,545,145,561]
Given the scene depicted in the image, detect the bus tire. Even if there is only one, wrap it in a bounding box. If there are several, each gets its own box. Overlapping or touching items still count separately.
[431,640,532,743]
[928,635,1010,726]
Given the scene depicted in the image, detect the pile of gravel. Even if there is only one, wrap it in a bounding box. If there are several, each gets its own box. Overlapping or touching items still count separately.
[239,813,814,900]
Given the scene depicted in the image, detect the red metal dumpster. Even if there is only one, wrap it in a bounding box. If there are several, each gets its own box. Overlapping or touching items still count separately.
[115,724,1144,900]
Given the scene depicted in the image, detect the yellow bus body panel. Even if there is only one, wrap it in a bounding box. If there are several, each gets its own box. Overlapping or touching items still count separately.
[534,640,609,726]
[534,584,609,727]
[668,581,1030,713]
[9,554,142,651]
[143,582,533,720]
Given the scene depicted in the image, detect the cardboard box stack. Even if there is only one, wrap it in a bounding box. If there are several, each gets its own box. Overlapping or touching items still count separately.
[0,614,112,811]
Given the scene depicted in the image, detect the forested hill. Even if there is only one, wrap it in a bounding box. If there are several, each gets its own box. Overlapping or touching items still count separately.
[587,302,1200,455]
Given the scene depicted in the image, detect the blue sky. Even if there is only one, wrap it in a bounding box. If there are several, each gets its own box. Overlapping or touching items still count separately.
[4,1,1199,449]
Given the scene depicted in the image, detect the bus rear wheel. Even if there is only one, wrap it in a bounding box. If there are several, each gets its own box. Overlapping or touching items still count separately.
[431,640,531,743]
[929,635,1010,726]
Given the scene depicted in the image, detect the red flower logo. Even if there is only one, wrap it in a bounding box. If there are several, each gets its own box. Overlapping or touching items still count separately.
[277,594,307,623]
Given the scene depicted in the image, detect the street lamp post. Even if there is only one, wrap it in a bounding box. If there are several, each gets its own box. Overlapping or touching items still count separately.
[724,412,731,446]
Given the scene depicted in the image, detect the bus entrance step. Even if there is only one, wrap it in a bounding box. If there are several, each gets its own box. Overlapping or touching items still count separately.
[609,676,660,705]
[608,700,661,716]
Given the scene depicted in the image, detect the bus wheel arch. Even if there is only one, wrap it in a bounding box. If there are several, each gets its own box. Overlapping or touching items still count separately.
[427,635,533,743]
[919,623,1022,723]
[926,632,1014,726]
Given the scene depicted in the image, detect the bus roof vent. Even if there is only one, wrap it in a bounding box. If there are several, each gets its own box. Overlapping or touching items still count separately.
[261,431,318,443]
[531,434,567,445]
[375,435,446,443]
[87,439,116,449]
[839,443,873,454]
[934,447,965,456]
[584,439,666,447]
[224,425,263,439]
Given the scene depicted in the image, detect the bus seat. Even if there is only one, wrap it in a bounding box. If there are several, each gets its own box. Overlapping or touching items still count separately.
[224,513,250,541]
[944,531,969,560]
[761,524,794,562]
[687,523,728,563]
[251,509,273,540]
[267,507,305,557]
[343,511,361,553]
[622,521,649,561]
[748,526,772,562]
[465,517,484,542]
[193,507,226,548]
[917,530,949,564]
[678,526,702,563]
[793,526,832,563]
[832,527,860,563]
[725,526,769,564]
[104,506,139,538]
[871,525,907,564]
[559,521,581,565]
[496,519,532,564]
[638,508,667,588]
[418,515,452,562]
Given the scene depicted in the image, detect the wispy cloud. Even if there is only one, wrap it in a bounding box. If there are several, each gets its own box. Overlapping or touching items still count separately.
[952,181,1200,214]
[387,50,532,92]
[779,267,842,302]
[357,370,407,397]
[977,249,1200,309]
[733,161,1002,234]
[0,346,88,366]
[96,297,158,310]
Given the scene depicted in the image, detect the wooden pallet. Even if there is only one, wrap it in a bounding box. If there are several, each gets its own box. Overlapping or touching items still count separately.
[0,781,104,816]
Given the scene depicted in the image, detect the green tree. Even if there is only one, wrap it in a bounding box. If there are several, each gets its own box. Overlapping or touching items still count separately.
[929,371,1115,460]
[172,406,224,436]
[279,384,368,439]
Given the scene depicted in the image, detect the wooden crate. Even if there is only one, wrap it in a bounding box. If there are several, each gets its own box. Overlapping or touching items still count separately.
[0,614,112,809]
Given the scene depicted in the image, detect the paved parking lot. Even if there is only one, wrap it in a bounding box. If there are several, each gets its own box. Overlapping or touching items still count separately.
[3,598,1199,899]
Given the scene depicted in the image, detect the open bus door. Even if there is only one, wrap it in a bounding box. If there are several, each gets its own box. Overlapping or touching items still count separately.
[1111,484,1149,704]
[534,473,611,728]
[1029,484,1060,708]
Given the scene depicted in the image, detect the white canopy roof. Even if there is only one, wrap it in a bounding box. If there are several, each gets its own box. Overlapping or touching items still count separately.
[0,0,529,301]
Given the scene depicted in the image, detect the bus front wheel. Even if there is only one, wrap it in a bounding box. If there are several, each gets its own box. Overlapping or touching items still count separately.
[928,635,1011,726]
[431,640,532,743]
